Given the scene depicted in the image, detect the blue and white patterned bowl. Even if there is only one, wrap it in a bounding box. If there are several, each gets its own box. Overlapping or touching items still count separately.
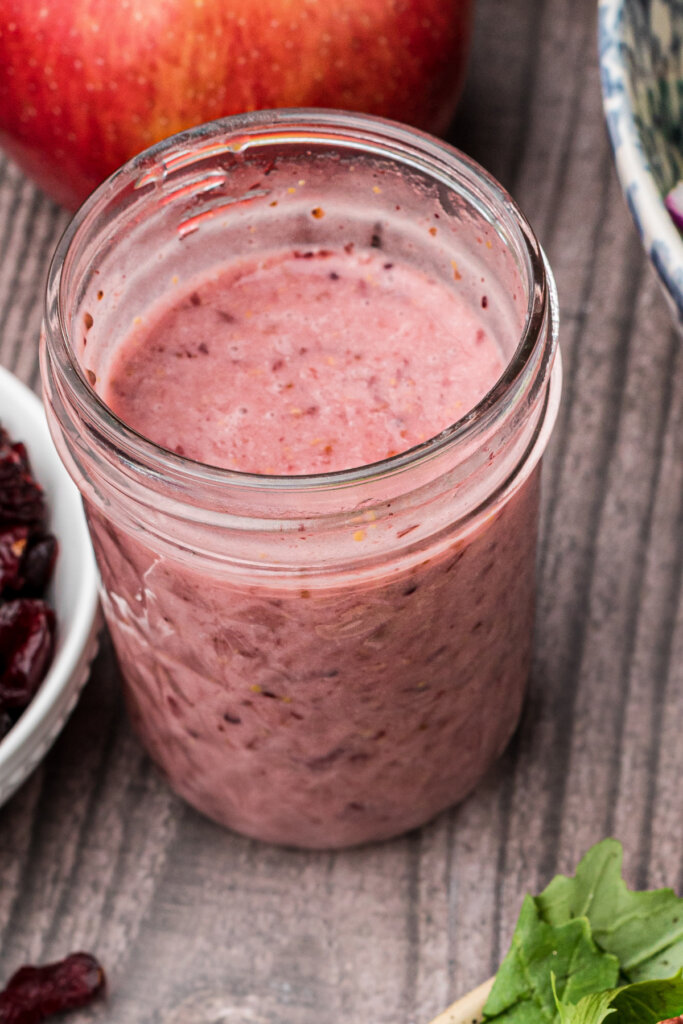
[599,0,683,324]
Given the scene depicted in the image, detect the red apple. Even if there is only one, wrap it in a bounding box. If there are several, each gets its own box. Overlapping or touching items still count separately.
[0,0,474,210]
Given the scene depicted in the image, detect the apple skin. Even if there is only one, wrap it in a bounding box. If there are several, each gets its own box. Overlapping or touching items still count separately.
[0,0,473,209]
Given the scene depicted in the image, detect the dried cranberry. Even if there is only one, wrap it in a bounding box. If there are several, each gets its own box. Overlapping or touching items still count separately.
[20,536,58,598]
[0,952,105,1024]
[0,526,29,597]
[0,428,47,531]
[0,529,58,601]
[0,425,59,740]
[0,600,56,710]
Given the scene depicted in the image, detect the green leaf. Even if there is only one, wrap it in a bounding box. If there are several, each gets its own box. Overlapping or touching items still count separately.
[482,895,620,1023]
[555,972,683,1024]
[537,840,683,981]
[553,977,616,1024]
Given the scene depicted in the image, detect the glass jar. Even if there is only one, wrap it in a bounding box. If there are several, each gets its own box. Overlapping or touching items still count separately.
[41,110,561,848]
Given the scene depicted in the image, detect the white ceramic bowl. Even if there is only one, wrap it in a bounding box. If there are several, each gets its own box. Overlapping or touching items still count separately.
[599,0,683,324]
[0,364,100,807]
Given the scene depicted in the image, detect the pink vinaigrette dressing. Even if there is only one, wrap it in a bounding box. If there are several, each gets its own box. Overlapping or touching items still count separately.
[42,114,560,849]
[88,244,536,848]
[103,248,504,475]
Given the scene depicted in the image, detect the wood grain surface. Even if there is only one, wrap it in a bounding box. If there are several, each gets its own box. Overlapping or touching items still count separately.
[1,0,682,1021]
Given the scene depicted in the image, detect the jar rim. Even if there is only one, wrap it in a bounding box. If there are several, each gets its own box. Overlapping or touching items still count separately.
[44,108,558,495]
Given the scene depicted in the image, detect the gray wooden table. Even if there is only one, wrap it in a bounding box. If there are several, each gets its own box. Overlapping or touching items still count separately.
[1,0,682,1021]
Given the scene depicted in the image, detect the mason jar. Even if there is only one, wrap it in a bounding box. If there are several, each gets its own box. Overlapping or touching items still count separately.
[41,110,561,848]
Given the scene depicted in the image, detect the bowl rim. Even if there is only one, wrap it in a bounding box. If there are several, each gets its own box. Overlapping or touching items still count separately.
[598,0,683,322]
[0,364,99,774]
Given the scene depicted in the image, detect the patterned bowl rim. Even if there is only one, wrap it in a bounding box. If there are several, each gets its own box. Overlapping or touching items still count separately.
[598,0,683,321]
[0,365,100,802]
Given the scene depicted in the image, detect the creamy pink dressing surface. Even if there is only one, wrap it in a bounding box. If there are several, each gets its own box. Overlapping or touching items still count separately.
[89,246,539,848]
[103,249,503,474]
